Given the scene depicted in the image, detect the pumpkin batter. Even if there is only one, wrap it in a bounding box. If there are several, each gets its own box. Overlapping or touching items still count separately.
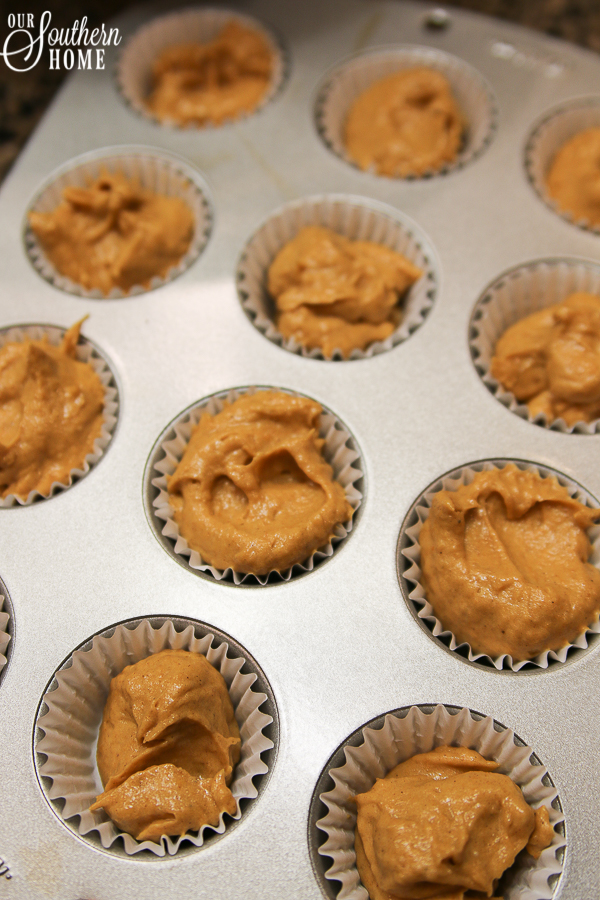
[491,291,600,426]
[545,127,600,227]
[354,745,554,900]
[147,21,274,126]
[268,226,422,358]
[419,464,600,660]
[0,320,105,500]
[29,170,194,295]
[90,649,240,841]
[167,390,353,575]
[344,67,463,177]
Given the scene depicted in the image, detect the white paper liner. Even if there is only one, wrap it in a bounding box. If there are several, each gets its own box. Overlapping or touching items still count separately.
[316,704,565,900]
[398,459,600,671]
[0,593,10,677]
[35,617,274,857]
[24,145,213,299]
[525,98,600,233]
[149,386,364,585]
[116,8,287,129]
[0,324,119,507]
[314,45,497,179]
[469,257,600,434]
[237,195,437,361]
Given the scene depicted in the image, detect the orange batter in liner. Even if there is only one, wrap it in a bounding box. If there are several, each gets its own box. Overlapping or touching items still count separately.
[0,320,105,500]
[545,127,600,227]
[344,67,463,177]
[491,292,600,426]
[354,745,554,900]
[90,650,240,841]
[168,391,353,575]
[147,21,274,126]
[29,170,194,295]
[268,226,422,358]
[419,464,600,661]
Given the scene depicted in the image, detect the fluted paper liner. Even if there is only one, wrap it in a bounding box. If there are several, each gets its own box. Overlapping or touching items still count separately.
[0,594,10,677]
[24,146,212,298]
[149,386,363,584]
[315,45,496,179]
[35,618,274,857]
[469,258,600,434]
[237,195,437,360]
[0,324,119,507]
[316,704,564,900]
[525,98,600,233]
[398,459,600,671]
[117,8,287,128]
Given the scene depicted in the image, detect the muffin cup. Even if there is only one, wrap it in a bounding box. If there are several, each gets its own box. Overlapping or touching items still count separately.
[314,704,564,900]
[314,45,496,179]
[236,195,437,361]
[34,616,276,858]
[0,323,119,507]
[117,8,287,128]
[0,590,11,683]
[397,459,600,671]
[146,386,364,585]
[525,98,600,233]
[24,145,213,299]
[469,257,600,434]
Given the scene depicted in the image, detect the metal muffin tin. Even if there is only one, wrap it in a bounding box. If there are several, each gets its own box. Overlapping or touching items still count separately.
[0,0,599,897]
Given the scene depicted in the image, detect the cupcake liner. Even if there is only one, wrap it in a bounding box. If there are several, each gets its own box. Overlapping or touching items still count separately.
[146,386,364,585]
[313,704,565,900]
[0,588,12,685]
[314,45,497,179]
[236,195,437,361]
[0,323,119,507]
[116,8,288,129]
[525,98,600,233]
[469,257,600,434]
[397,458,600,671]
[24,145,213,299]
[34,616,276,858]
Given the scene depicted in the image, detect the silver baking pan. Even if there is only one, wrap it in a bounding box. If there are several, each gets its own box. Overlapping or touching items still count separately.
[0,0,599,897]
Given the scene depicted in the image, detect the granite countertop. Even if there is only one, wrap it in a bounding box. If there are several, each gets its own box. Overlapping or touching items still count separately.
[0,0,599,183]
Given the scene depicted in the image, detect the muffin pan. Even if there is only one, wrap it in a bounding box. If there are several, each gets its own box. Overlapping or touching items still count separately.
[1,0,600,898]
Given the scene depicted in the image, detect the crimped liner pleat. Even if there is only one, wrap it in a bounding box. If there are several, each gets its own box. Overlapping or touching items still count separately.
[0,594,10,675]
[151,386,363,584]
[36,619,274,857]
[470,258,600,434]
[237,195,437,360]
[317,704,565,900]
[315,45,496,178]
[0,325,118,507]
[24,148,212,298]
[400,459,600,670]
[116,8,286,128]
[525,99,600,233]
